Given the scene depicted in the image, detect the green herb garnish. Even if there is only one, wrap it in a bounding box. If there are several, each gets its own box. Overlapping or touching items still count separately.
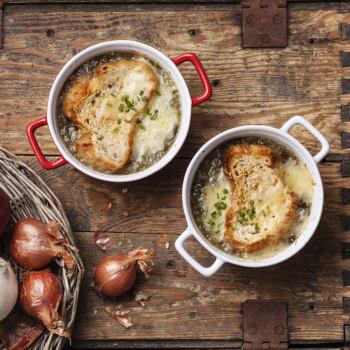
[258,199,262,202]
[146,108,152,116]
[262,210,266,217]
[223,189,228,194]
[194,212,199,215]
[131,107,137,111]
[137,96,140,101]
[250,200,254,206]
[126,120,131,123]
[112,127,118,131]
[121,96,125,101]
[118,119,121,124]
[221,196,227,200]
[215,229,220,234]
[267,206,269,209]
[150,114,158,121]
[217,193,219,199]
[142,97,147,101]
[140,125,146,131]
[156,91,161,96]
[140,90,144,95]
[107,103,113,107]
[207,219,215,225]
[242,223,248,226]
[125,109,130,113]
[217,221,225,228]
[118,104,124,112]
[136,118,141,124]
[231,227,234,231]
[111,93,116,98]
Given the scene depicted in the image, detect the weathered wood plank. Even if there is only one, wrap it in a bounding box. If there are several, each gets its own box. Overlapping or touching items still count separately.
[21,156,345,236]
[0,9,349,161]
[70,228,350,342]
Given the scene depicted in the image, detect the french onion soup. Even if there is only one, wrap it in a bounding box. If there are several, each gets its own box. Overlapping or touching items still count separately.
[57,52,181,174]
[191,137,314,260]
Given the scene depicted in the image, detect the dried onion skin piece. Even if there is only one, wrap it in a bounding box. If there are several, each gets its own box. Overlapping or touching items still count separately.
[19,271,71,341]
[0,314,45,350]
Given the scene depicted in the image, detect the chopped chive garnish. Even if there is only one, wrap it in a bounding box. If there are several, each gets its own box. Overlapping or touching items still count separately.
[142,97,147,101]
[156,91,161,96]
[250,200,254,206]
[137,96,140,101]
[150,114,158,121]
[221,196,227,200]
[267,206,269,209]
[258,199,262,202]
[215,229,220,234]
[140,90,144,95]
[146,108,152,116]
[107,103,113,107]
[262,210,266,217]
[131,107,137,111]
[217,193,219,199]
[155,110,158,113]
[111,93,116,97]
[242,223,248,226]
[211,211,217,219]
[217,208,221,216]
[217,221,225,228]
[118,104,124,112]
[207,219,215,225]
[140,125,146,131]
[125,95,129,100]
[136,118,141,124]
[231,227,234,231]
[112,127,118,131]
[121,96,125,101]
[126,120,131,123]
[118,119,121,124]
[239,212,245,217]
[125,109,130,113]
[223,189,228,194]
[194,212,199,215]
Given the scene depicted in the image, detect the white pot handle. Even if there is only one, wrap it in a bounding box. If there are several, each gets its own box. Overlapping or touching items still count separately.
[175,228,224,277]
[280,116,330,164]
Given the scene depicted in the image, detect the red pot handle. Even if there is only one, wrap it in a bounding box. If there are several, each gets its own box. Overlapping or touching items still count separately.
[26,116,68,170]
[172,53,212,107]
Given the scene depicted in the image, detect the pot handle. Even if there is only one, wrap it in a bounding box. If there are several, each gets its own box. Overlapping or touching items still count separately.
[175,228,224,277]
[26,116,68,170]
[172,53,212,107]
[280,116,330,164]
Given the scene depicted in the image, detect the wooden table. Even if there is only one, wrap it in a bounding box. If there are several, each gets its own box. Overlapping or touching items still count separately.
[1,1,350,348]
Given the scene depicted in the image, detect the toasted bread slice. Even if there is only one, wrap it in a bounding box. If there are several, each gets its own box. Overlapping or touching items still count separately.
[222,143,299,253]
[62,60,158,171]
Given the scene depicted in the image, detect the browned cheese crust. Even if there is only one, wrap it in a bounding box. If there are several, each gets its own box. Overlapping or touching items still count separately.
[222,143,299,253]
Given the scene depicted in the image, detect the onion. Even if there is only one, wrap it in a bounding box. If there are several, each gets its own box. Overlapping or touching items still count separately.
[0,314,45,350]
[91,248,154,297]
[19,271,70,340]
[0,187,11,242]
[0,257,18,322]
[9,218,77,270]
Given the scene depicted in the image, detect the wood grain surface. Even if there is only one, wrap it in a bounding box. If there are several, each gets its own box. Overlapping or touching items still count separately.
[1,3,350,347]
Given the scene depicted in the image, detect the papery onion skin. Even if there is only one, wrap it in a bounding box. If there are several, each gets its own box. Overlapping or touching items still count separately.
[9,218,76,270]
[0,258,18,322]
[0,314,45,350]
[19,271,70,340]
[0,188,11,242]
[92,249,154,298]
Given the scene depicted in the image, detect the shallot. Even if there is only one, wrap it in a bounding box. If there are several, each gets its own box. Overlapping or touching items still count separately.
[0,187,11,242]
[0,314,45,350]
[9,218,77,270]
[19,271,70,341]
[91,248,154,297]
[0,257,18,322]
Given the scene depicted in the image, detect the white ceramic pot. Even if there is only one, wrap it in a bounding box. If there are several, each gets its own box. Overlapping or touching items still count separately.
[175,116,330,276]
[26,40,211,182]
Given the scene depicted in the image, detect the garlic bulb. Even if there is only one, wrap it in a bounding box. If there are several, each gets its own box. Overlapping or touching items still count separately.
[0,257,18,321]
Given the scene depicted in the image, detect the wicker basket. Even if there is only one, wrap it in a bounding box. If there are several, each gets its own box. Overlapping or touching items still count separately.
[0,146,84,350]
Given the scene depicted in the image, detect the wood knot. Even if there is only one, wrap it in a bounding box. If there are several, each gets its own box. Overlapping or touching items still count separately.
[187,29,201,37]
[166,260,176,269]
[188,312,198,319]
[46,29,55,38]
[212,80,220,87]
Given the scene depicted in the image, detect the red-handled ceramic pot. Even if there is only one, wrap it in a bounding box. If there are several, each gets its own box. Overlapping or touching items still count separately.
[26,41,212,182]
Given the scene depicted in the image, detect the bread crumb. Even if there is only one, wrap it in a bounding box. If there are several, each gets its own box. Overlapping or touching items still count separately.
[165,242,170,249]
[108,203,112,209]
[158,238,166,244]
[123,212,129,217]
[163,233,167,239]
[129,244,133,248]
[115,236,119,241]
[122,188,128,193]
[94,310,97,314]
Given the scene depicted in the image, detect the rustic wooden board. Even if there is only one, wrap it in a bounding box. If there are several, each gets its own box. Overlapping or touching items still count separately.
[1,8,350,161]
[1,2,350,347]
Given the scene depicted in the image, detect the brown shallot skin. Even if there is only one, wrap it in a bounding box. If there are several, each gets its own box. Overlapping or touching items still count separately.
[92,249,154,298]
[19,271,70,340]
[9,218,76,270]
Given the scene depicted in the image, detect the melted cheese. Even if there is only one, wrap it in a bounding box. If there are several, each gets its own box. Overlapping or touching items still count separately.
[131,60,181,164]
